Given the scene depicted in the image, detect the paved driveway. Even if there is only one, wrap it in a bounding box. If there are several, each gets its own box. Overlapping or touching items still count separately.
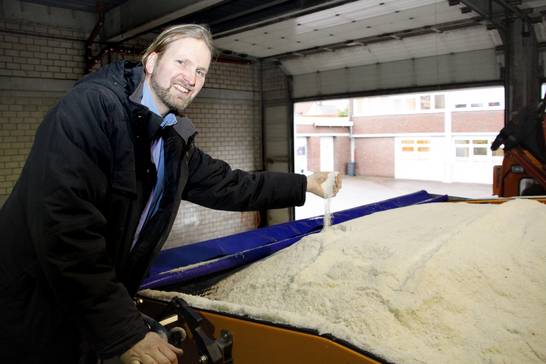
[296,176,494,219]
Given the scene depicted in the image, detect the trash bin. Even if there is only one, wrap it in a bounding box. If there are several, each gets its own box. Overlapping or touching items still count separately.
[346,161,356,176]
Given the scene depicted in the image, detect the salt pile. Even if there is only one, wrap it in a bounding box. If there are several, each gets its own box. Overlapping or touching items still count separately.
[147,199,546,364]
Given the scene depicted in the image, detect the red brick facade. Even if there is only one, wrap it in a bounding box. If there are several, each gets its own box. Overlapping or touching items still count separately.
[296,101,504,179]
[356,138,395,177]
[334,136,351,174]
[353,113,444,134]
[307,137,321,172]
[452,110,504,132]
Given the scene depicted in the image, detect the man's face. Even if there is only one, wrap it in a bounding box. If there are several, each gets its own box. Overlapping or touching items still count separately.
[145,36,211,115]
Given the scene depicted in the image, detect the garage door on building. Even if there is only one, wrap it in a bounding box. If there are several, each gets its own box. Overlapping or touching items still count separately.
[394,135,503,184]
[451,135,504,184]
[394,137,446,181]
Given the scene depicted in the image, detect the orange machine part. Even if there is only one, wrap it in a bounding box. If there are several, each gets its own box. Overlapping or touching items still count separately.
[493,150,546,197]
[198,310,382,364]
[137,296,382,364]
[493,113,546,197]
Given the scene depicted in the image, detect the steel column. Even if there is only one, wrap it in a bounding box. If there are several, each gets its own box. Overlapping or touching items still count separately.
[460,0,541,123]
[503,16,540,123]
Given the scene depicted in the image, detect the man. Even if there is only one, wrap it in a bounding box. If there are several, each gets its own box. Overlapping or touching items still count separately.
[0,24,340,363]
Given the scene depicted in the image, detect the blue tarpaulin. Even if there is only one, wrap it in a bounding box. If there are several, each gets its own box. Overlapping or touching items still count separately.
[141,190,447,290]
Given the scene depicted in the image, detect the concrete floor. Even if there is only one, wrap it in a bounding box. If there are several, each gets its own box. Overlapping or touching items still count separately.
[296,176,494,219]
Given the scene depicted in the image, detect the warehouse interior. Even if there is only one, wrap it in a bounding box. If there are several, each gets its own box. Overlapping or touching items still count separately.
[0,1,545,363]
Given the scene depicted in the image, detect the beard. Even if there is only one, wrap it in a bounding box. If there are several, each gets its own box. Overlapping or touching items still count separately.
[150,70,195,115]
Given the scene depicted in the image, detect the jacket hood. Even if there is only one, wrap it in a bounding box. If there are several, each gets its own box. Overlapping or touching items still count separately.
[75,60,143,101]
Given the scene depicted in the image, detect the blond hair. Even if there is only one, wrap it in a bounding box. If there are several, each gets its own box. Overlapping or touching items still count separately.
[141,24,214,71]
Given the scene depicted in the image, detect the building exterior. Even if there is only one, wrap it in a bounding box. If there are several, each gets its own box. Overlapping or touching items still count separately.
[294,101,352,176]
[294,87,505,184]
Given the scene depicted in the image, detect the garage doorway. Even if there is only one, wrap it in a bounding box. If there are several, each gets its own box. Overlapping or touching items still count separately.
[293,87,510,219]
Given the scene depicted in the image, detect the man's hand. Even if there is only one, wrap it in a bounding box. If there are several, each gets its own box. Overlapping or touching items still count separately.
[306,172,342,198]
[120,331,183,364]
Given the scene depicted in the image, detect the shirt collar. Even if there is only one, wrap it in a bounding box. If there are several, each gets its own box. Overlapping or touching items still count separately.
[141,80,178,128]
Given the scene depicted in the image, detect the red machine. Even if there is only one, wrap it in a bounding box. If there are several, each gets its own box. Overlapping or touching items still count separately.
[492,94,546,197]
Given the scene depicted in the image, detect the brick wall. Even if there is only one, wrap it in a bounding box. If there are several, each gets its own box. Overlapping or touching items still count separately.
[295,124,350,175]
[323,111,501,178]
[353,113,444,134]
[307,136,320,172]
[351,111,502,135]
[355,138,394,177]
[0,18,87,200]
[0,20,86,80]
[0,91,61,195]
[305,135,350,174]
[452,110,503,132]
[205,61,257,91]
[334,136,350,175]
[0,16,264,249]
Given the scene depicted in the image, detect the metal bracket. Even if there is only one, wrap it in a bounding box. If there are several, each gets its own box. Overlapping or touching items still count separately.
[165,297,233,364]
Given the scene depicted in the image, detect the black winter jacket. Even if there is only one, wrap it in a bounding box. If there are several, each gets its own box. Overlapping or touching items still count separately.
[0,61,306,362]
